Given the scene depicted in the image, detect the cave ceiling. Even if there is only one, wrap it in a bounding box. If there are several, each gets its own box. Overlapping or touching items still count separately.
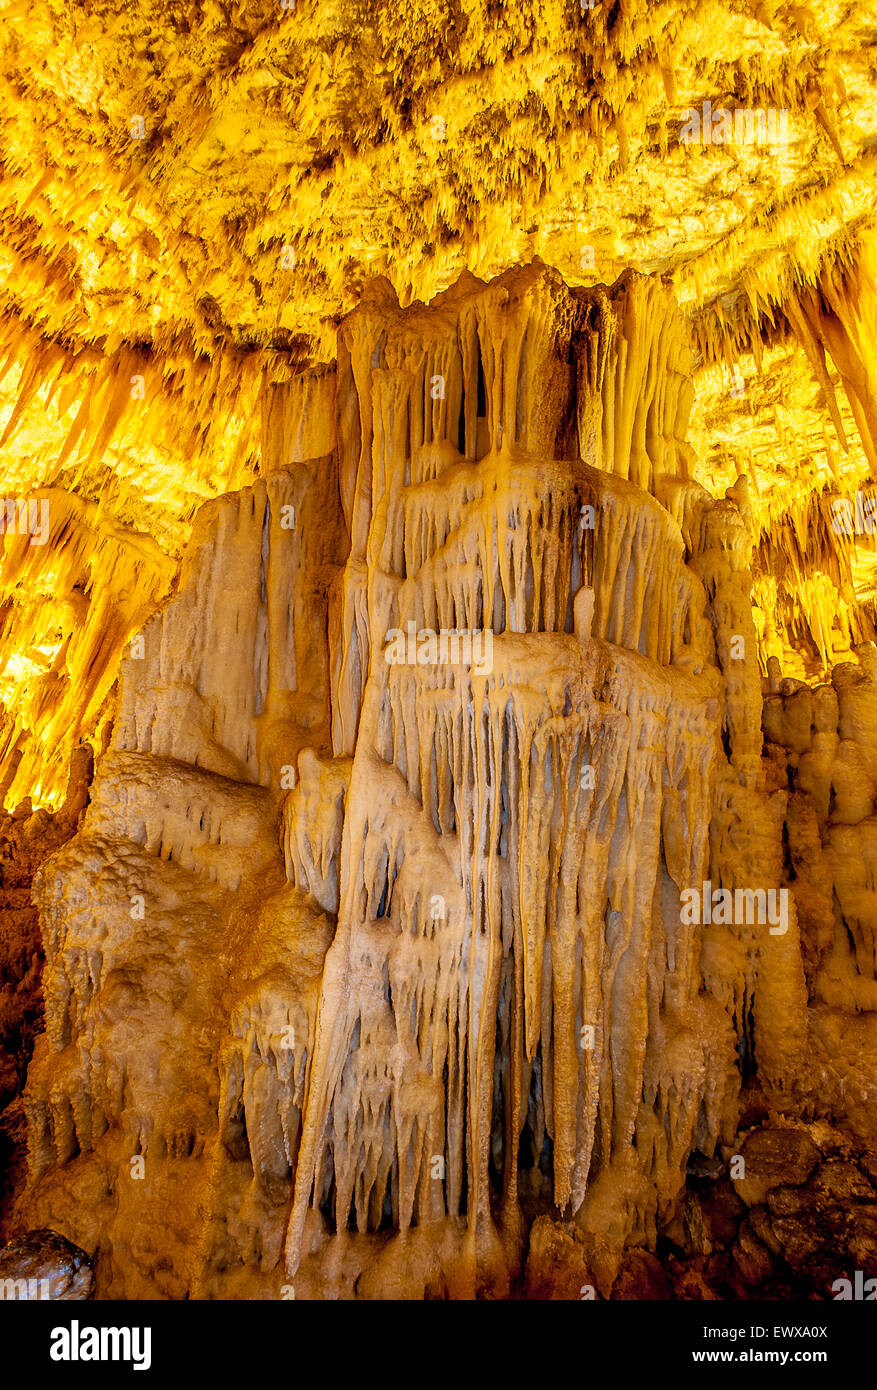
[1,0,877,803]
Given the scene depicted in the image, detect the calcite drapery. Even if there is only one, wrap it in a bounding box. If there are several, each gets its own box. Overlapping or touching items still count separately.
[15,263,856,1299]
[3,0,877,820]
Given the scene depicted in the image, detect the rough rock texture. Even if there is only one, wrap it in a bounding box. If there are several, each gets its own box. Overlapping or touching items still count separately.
[0,1227,94,1301]
[1,3,877,807]
[763,652,877,1135]
[0,748,91,1233]
[6,262,877,1299]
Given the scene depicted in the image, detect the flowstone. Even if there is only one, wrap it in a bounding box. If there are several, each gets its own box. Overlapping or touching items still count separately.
[13,264,864,1300]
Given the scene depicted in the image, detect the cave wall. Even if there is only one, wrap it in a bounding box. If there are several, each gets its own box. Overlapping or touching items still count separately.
[8,263,876,1299]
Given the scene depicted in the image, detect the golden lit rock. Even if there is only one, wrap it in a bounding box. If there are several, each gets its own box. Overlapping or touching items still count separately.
[1,0,877,1313]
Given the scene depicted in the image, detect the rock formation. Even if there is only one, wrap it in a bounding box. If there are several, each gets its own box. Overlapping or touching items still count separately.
[0,1228,94,1301]
[1,0,877,1305]
[0,262,871,1300]
[2,0,877,808]
[0,749,91,1236]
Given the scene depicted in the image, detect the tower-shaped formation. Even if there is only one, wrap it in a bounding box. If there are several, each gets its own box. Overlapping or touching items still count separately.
[21,265,825,1300]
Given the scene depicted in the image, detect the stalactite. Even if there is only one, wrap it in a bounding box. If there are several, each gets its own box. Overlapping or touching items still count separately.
[12,262,877,1302]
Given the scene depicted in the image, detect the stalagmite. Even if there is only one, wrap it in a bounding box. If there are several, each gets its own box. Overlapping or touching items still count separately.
[1,0,877,1333]
[0,258,871,1303]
